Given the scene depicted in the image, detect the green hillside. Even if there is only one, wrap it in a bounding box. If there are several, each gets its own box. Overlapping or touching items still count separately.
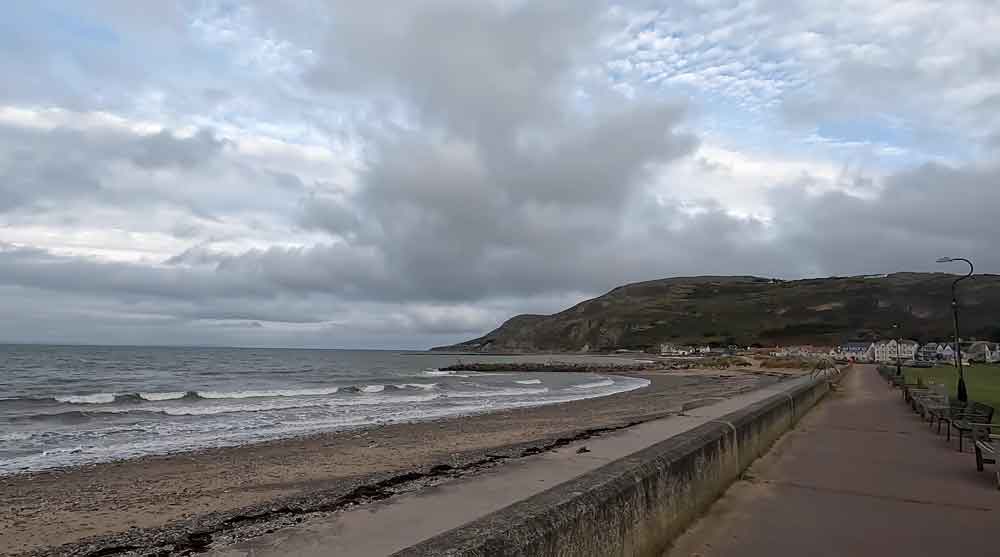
[432,273,1000,353]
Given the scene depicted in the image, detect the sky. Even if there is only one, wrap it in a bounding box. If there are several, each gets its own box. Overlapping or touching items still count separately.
[2,0,999,349]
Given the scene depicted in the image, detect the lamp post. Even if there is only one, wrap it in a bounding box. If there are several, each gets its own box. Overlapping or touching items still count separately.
[936,257,974,402]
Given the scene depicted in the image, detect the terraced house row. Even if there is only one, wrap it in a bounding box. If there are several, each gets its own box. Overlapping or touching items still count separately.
[832,340,1000,364]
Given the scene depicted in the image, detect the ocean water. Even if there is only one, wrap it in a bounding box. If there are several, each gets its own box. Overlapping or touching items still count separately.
[0,345,649,474]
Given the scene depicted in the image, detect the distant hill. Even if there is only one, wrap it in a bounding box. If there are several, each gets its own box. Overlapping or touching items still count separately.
[431,273,1000,352]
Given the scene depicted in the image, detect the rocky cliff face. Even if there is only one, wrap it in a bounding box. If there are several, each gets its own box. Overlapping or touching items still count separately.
[431,273,1000,352]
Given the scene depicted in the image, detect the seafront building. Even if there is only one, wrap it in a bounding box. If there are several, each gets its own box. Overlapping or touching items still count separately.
[667,339,999,365]
[659,343,694,356]
[870,339,919,363]
[830,339,1000,365]
[963,341,1000,363]
[831,341,873,361]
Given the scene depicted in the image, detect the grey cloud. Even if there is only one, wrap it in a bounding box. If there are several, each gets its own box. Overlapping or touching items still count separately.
[3,157,1000,347]
[297,193,363,238]
[0,244,272,301]
[289,1,699,302]
[164,160,1000,303]
[269,171,307,191]
[344,104,696,300]
[0,124,227,213]
[766,162,1000,276]
[306,0,606,142]
[128,128,227,169]
[0,147,103,211]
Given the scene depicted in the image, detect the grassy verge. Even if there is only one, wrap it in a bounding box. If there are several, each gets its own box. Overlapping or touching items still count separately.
[903,364,1000,422]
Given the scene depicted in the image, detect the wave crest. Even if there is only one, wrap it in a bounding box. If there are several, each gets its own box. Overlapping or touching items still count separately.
[571,379,615,390]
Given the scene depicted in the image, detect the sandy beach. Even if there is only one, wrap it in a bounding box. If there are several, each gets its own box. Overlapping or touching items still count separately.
[1,368,777,557]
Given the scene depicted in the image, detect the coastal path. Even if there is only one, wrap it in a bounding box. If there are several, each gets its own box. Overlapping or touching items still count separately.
[666,365,1000,557]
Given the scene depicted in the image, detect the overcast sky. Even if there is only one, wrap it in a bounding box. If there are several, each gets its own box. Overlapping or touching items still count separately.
[2,1,999,348]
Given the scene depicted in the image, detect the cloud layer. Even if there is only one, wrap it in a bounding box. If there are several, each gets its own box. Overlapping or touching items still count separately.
[1,1,998,347]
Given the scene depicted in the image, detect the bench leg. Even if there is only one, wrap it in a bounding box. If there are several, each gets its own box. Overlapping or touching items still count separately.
[976,446,984,471]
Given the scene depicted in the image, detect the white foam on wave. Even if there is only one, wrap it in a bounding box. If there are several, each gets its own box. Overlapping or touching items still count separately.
[159,399,331,416]
[399,383,437,390]
[571,379,615,390]
[165,390,437,415]
[423,369,453,376]
[199,387,340,399]
[446,387,549,398]
[41,445,84,457]
[139,392,188,401]
[515,379,542,385]
[1,431,33,442]
[55,393,115,404]
[328,393,440,406]
[361,385,385,393]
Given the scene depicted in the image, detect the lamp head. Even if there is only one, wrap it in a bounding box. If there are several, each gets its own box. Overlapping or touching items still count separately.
[936,257,954,263]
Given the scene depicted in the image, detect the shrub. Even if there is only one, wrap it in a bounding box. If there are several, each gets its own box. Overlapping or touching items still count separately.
[761,357,813,370]
[701,356,752,369]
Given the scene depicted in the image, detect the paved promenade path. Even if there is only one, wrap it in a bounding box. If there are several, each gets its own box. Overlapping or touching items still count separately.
[667,365,999,557]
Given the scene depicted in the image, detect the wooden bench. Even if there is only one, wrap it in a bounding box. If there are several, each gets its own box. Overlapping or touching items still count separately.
[931,400,968,434]
[904,386,929,409]
[947,403,996,452]
[972,424,1000,489]
[912,385,949,421]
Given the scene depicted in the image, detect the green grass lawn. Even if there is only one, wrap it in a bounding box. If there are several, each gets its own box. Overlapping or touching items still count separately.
[903,364,1000,422]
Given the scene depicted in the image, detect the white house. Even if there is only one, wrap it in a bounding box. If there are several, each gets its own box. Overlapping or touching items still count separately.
[875,340,894,362]
[872,339,918,363]
[936,343,956,362]
[832,342,873,362]
[917,343,939,361]
[965,341,1000,363]
[660,344,694,356]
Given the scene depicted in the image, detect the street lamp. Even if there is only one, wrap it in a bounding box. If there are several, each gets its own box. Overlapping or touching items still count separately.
[936,257,974,402]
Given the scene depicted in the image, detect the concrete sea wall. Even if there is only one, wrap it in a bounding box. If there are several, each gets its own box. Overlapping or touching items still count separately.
[393,372,836,557]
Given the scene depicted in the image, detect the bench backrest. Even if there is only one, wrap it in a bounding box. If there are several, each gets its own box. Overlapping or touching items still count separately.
[930,384,949,398]
[970,402,995,422]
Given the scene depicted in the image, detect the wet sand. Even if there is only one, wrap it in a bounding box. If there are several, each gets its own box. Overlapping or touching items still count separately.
[1,369,775,556]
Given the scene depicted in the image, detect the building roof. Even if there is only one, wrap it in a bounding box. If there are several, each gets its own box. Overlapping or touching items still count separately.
[843,341,870,349]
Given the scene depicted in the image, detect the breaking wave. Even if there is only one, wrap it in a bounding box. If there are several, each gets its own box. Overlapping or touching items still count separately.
[571,379,616,390]
[6,385,388,407]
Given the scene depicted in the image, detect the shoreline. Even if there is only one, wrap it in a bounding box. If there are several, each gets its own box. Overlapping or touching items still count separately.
[1,369,778,556]
[0,370,652,479]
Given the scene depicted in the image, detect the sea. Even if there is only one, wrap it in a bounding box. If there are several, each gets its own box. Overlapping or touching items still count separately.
[0,345,649,475]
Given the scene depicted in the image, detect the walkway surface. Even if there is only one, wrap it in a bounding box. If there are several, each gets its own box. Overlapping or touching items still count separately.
[209,376,815,557]
[667,365,999,557]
